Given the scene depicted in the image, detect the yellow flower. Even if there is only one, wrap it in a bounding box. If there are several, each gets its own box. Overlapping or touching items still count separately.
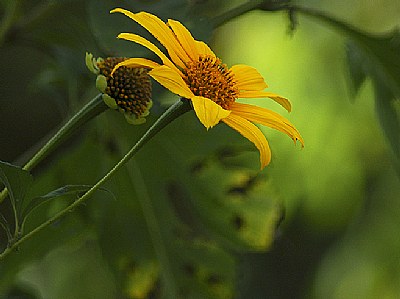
[110,9,304,168]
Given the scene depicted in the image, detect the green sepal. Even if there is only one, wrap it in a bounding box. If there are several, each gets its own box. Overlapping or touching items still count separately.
[96,75,107,93]
[85,52,100,74]
[124,113,147,125]
[102,93,118,110]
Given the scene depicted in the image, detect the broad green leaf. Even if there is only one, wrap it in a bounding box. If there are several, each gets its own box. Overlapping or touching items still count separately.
[171,239,235,299]
[191,164,282,250]
[155,113,282,251]
[93,167,158,299]
[182,155,283,251]
[0,161,33,215]
[106,111,282,298]
[129,157,237,299]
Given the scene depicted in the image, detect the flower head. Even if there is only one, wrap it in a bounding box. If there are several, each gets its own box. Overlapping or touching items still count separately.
[110,9,304,168]
[85,52,152,124]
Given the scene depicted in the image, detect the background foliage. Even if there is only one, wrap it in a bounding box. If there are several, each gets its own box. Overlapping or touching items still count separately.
[1,0,399,298]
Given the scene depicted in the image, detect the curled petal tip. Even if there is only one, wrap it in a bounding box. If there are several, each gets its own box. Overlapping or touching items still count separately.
[110,8,121,14]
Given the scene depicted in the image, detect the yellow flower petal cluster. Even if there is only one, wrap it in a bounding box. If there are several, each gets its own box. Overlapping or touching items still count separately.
[111,9,304,168]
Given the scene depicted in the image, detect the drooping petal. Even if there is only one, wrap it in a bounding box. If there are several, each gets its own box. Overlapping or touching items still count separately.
[110,9,190,67]
[195,41,216,58]
[149,65,194,99]
[111,58,160,77]
[191,96,231,129]
[117,33,183,76]
[222,114,271,169]
[230,64,268,91]
[167,19,199,61]
[238,90,292,112]
[230,102,304,146]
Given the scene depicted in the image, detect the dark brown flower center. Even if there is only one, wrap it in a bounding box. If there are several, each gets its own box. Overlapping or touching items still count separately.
[183,56,238,109]
[97,57,152,117]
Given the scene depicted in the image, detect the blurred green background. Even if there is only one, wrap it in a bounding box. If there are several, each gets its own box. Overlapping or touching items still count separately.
[1,0,399,298]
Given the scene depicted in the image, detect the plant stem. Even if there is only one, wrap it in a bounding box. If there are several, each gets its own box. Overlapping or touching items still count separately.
[0,94,107,205]
[0,99,192,261]
[23,94,107,171]
[289,5,367,40]
[211,0,264,28]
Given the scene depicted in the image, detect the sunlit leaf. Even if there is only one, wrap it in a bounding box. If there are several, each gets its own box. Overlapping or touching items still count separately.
[182,154,283,251]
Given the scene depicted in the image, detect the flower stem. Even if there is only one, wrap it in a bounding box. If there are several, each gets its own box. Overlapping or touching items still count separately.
[0,98,192,261]
[23,94,107,171]
[0,94,107,205]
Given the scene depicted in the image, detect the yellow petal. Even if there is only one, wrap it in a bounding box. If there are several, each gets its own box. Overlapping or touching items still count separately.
[195,41,216,58]
[238,91,292,112]
[149,65,194,99]
[117,33,183,76]
[230,64,268,91]
[167,19,199,61]
[191,96,231,129]
[222,114,271,169]
[110,9,190,67]
[230,102,304,146]
[111,58,160,77]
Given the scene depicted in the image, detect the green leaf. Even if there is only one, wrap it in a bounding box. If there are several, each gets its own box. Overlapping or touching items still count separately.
[111,113,283,298]
[21,184,113,225]
[0,160,33,215]
[183,154,283,251]
[172,239,236,299]
[128,157,237,299]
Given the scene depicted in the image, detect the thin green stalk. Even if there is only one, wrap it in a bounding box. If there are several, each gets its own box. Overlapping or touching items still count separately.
[290,5,368,41]
[0,99,192,261]
[23,94,107,171]
[0,94,107,205]
[211,0,264,28]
